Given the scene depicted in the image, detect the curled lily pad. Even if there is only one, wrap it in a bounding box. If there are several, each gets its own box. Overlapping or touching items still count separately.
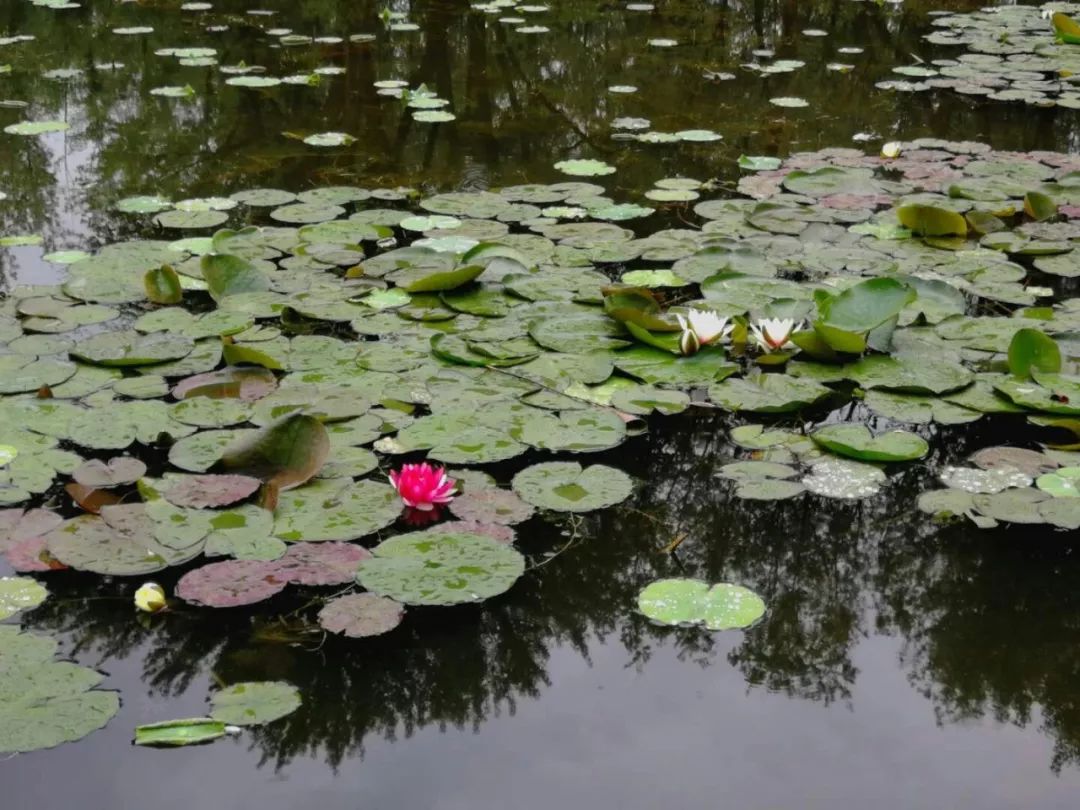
[71,457,146,487]
[209,681,301,726]
[317,593,405,638]
[638,578,766,630]
[219,413,329,490]
[356,530,525,606]
[133,718,226,747]
[512,461,632,513]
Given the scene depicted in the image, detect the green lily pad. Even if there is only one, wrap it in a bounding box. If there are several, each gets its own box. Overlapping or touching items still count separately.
[638,578,766,630]
[71,331,194,367]
[0,627,119,754]
[355,530,525,606]
[1036,467,1080,498]
[811,424,929,462]
[512,461,632,512]
[273,478,401,542]
[134,718,227,747]
[0,576,48,620]
[209,681,301,726]
[708,374,832,413]
[554,159,616,177]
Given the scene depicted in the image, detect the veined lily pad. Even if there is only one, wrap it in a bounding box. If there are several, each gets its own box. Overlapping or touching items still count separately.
[318,593,404,638]
[638,578,766,630]
[811,424,929,462]
[209,682,301,726]
[512,461,632,512]
[355,530,525,606]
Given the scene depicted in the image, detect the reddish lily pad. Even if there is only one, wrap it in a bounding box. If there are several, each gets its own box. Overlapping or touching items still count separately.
[0,508,64,553]
[5,535,68,572]
[270,542,371,586]
[172,367,278,402]
[176,559,286,607]
[432,520,516,544]
[0,509,67,571]
[160,473,261,508]
[317,593,405,638]
[449,488,535,525]
[72,457,147,488]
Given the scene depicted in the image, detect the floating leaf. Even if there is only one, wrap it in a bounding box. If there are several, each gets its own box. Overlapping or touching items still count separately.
[356,530,525,606]
[1036,467,1080,498]
[897,204,967,237]
[553,159,616,177]
[0,576,48,620]
[1007,328,1061,379]
[209,681,301,726]
[811,424,928,462]
[449,488,535,525]
[512,461,632,512]
[176,559,286,607]
[0,627,119,754]
[271,542,370,585]
[133,718,227,747]
[72,457,147,488]
[318,593,405,638]
[638,578,766,630]
[160,474,261,508]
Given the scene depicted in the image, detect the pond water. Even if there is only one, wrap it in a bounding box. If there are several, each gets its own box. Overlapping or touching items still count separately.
[4,0,1080,807]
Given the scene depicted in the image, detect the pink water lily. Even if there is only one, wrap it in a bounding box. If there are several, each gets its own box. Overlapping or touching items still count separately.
[389,463,456,511]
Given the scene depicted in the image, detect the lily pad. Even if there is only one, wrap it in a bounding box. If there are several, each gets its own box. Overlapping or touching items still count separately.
[638,578,766,630]
[209,681,301,726]
[811,424,929,462]
[317,593,405,638]
[512,461,633,512]
[356,530,525,606]
[0,576,48,620]
[176,559,286,607]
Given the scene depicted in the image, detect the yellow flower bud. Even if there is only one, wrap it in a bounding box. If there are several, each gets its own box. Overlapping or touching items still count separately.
[135,582,167,614]
[881,141,902,159]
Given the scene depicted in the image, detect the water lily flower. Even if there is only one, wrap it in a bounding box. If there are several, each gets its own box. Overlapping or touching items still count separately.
[389,463,456,511]
[881,141,902,159]
[676,309,733,346]
[678,327,701,356]
[750,318,801,353]
[134,582,167,613]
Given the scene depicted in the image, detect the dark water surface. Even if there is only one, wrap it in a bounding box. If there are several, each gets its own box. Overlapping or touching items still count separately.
[4,0,1080,807]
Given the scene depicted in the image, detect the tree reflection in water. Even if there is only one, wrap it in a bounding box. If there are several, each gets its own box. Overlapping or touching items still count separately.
[20,408,1080,773]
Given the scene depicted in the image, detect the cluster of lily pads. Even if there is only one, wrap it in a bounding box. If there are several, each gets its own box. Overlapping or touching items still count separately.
[917,5,1080,108]
[3,126,1080,749]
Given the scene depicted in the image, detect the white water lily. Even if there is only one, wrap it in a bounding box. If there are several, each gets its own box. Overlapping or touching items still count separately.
[750,318,801,353]
[675,309,733,346]
[678,327,702,356]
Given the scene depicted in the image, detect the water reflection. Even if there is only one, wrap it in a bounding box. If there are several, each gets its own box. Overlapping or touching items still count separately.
[3,0,1078,285]
[19,409,1080,776]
